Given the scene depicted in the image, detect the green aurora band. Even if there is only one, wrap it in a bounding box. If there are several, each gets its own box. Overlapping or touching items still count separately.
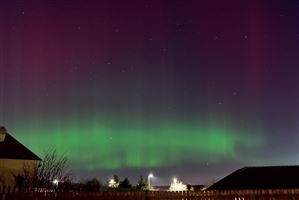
[14,117,264,172]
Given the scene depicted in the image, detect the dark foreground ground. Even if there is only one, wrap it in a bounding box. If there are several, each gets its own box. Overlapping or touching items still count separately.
[2,189,299,200]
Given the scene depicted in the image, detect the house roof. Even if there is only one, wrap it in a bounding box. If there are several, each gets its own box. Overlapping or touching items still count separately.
[0,132,41,161]
[208,166,299,190]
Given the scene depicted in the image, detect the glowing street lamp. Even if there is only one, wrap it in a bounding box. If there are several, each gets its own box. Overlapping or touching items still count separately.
[53,179,59,191]
[109,178,117,188]
[53,179,59,186]
[148,173,154,190]
[173,177,178,184]
[169,177,187,192]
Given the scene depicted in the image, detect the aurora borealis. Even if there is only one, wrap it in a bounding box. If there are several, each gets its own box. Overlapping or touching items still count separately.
[0,0,299,184]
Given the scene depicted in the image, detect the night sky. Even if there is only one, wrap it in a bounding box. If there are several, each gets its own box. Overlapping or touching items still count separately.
[0,0,299,185]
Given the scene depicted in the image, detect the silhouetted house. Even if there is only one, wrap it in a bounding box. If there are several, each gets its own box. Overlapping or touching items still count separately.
[0,127,41,193]
[208,166,299,190]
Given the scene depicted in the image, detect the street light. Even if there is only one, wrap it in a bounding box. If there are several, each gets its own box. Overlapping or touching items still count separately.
[169,177,187,191]
[53,179,59,191]
[109,178,117,188]
[53,179,59,185]
[148,173,153,190]
[173,177,178,184]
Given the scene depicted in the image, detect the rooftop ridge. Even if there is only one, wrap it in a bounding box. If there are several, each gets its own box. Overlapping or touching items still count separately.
[0,132,41,161]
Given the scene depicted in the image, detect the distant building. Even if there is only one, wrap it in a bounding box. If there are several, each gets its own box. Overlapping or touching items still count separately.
[0,126,41,193]
[151,185,168,191]
[153,185,205,192]
[208,166,299,190]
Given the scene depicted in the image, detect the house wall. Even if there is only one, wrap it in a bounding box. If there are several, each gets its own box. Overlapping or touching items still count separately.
[0,159,40,193]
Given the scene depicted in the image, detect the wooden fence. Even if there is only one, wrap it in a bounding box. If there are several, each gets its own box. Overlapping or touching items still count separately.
[2,189,299,200]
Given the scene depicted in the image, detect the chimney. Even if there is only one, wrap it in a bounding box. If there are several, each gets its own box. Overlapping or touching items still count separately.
[0,126,7,142]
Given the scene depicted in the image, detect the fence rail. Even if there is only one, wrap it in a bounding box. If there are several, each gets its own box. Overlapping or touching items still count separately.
[2,189,299,200]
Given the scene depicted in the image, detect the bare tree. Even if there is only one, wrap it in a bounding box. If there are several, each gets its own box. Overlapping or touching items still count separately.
[23,149,71,190]
[135,176,147,191]
[84,178,101,192]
